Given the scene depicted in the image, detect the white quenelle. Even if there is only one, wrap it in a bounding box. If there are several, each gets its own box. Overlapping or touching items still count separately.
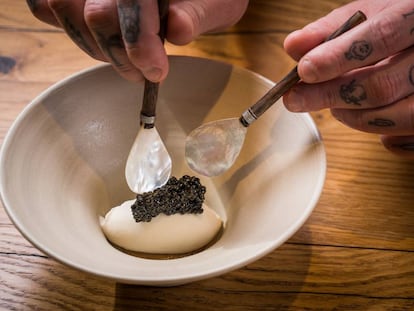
[101,199,223,254]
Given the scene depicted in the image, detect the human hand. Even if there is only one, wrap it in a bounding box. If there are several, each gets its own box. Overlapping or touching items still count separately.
[283,0,414,159]
[26,0,249,82]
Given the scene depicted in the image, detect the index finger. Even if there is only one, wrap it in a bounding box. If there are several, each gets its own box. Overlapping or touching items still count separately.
[117,0,169,82]
[284,0,388,61]
[291,1,414,84]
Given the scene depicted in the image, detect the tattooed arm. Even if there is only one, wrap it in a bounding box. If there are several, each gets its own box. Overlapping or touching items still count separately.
[283,0,414,159]
[26,0,249,82]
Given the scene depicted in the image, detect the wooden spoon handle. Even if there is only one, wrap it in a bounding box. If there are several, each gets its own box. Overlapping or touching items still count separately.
[141,0,169,128]
[240,10,367,127]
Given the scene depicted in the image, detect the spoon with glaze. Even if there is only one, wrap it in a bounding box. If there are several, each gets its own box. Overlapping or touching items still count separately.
[185,11,367,177]
[125,0,171,193]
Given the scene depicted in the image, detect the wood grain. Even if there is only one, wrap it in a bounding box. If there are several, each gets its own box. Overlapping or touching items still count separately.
[1,0,414,310]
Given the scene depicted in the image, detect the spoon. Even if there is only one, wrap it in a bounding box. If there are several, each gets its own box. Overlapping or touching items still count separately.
[125,0,171,193]
[185,11,367,177]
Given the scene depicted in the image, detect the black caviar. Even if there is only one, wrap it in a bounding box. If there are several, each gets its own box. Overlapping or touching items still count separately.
[131,175,206,222]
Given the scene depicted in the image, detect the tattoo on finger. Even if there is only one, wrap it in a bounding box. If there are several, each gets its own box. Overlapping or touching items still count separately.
[345,40,373,60]
[118,1,141,44]
[97,32,125,67]
[368,118,396,127]
[339,79,367,106]
[64,18,95,56]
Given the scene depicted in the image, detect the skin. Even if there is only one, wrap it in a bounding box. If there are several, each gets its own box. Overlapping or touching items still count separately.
[27,0,414,159]
[283,0,414,159]
[26,0,249,82]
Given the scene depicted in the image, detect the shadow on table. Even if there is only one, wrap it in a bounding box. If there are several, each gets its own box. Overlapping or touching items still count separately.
[113,241,312,311]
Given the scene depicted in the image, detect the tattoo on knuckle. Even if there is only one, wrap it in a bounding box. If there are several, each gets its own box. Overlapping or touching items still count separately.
[118,2,141,44]
[339,79,367,106]
[368,118,396,127]
[96,32,124,67]
[64,18,95,56]
[345,40,373,61]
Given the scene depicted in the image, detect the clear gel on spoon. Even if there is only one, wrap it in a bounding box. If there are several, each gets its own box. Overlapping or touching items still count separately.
[185,118,247,177]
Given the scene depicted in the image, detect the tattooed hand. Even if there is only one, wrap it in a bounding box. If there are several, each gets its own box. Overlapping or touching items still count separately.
[283,0,414,159]
[26,0,249,82]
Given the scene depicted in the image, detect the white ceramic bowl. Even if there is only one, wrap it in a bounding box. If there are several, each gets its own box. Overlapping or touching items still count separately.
[0,56,326,286]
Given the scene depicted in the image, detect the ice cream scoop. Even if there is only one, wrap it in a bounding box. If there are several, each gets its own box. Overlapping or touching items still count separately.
[101,200,222,254]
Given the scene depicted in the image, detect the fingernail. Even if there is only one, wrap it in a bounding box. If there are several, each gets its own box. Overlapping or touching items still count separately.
[299,58,318,83]
[144,67,163,82]
[284,89,304,112]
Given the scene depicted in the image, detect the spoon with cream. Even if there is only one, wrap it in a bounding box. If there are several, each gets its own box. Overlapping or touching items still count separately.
[185,11,367,177]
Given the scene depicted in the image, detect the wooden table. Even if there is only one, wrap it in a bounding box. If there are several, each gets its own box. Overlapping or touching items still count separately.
[1,1,413,310]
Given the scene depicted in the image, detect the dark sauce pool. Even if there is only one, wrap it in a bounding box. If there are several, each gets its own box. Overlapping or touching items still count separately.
[107,224,224,260]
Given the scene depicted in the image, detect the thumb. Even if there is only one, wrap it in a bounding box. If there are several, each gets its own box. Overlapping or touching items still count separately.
[168,0,248,45]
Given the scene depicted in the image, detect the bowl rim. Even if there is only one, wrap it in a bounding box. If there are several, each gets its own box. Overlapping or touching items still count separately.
[0,57,326,285]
